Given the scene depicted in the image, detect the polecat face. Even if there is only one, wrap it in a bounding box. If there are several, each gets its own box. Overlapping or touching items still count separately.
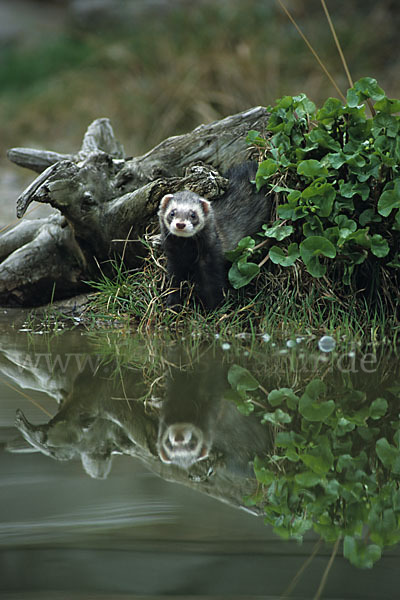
[157,422,210,469]
[159,191,211,238]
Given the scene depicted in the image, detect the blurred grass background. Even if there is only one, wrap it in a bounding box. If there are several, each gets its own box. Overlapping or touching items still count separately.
[1,0,399,166]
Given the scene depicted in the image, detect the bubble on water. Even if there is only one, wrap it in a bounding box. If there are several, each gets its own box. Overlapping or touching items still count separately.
[318,335,336,353]
[261,333,271,343]
[286,339,296,348]
[221,342,231,351]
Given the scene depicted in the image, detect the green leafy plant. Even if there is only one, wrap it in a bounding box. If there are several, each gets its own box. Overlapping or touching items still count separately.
[228,78,400,309]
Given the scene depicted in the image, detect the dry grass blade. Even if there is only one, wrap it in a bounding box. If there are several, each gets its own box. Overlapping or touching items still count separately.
[276,0,346,103]
[319,0,375,117]
[320,0,353,88]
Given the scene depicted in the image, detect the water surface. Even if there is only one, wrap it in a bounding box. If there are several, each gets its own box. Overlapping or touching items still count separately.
[1,311,400,599]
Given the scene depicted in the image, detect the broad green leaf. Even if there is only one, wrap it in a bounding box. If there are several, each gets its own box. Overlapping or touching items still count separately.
[387,253,400,268]
[302,181,336,217]
[378,182,400,217]
[292,93,316,116]
[347,78,385,107]
[228,259,259,289]
[325,152,347,169]
[370,234,389,258]
[225,236,255,262]
[359,208,382,226]
[344,228,371,249]
[335,215,357,236]
[255,158,279,190]
[339,181,370,201]
[372,113,399,138]
[316,97,343,121]
[262,223,293,240]
[246,130,267,146]
[297,159,329,178]
[374,97,400,114]
[305,128,340,151]
[300,236,336,278]
[269,243,299,267]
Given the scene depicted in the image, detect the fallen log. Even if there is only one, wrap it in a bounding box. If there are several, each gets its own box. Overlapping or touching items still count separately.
[1,107,269,306]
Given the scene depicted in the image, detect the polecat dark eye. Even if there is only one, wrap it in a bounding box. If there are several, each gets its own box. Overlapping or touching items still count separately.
[169,210,176,218]
[190,211,197,220]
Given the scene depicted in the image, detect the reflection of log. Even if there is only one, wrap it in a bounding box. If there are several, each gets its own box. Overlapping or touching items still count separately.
[5,346,269,514]
[1,108,270,306]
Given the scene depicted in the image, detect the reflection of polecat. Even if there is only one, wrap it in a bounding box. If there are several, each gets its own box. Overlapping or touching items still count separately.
[157,361,271,473]
[158,162,271,309]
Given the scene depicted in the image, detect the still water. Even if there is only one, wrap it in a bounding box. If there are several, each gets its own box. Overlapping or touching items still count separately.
[0,310,400,599]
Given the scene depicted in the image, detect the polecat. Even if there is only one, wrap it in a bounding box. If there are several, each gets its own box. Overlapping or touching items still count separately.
[158,161,271,309]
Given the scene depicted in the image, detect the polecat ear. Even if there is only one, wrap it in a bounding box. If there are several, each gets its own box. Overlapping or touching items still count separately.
[199,198,211,215]
[160,194,174,210]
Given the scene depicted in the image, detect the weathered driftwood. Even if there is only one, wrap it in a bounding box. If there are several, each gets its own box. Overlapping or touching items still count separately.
[1,107,269,306]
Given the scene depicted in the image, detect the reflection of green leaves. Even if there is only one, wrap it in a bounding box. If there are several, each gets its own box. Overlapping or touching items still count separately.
[300,436,334,475]
[228,364,259,393]
[262,409,292,425]
[343,537,382,569]
[299,380,335,422]
[376,438,400,473]
[253,456,275,485]
[226,364,259,414]
[369,398,388,419]
[268,388,299,408]
[248,364,400,570]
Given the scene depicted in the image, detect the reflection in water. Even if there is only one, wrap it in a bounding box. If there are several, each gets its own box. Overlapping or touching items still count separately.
[157,360,271,473]
[1,320,400,597]
[4,340,272,515]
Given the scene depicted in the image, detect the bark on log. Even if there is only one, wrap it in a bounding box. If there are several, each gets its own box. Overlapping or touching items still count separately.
[1,107,270,306]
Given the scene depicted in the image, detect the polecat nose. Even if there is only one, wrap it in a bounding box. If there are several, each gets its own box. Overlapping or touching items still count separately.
[176,222,186,230]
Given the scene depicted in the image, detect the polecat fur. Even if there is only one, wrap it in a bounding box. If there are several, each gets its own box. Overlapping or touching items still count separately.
[158,161,271,309]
